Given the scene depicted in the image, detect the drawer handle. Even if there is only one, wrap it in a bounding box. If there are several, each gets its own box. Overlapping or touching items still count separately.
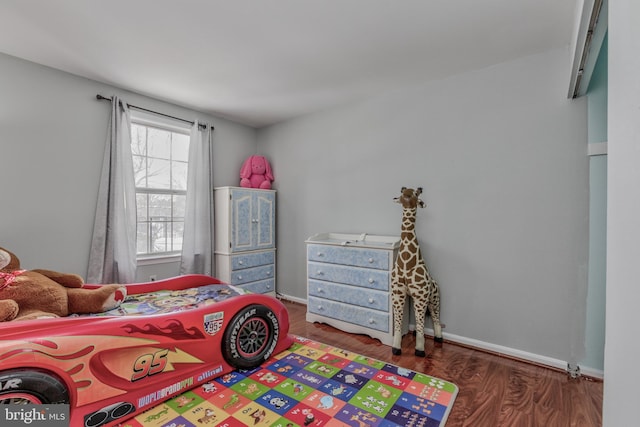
[317,270,324,276]
[317,305,324,311]
[368,318,375,324]
[368,298,374,304]
[317,252,325,257]
[267,270,272,276]
[368,278,374,284]
[238,260,244,265]
[238,275,243,280]
[266,284,271,289]
[317,287,324,293]
[368,257,374,263]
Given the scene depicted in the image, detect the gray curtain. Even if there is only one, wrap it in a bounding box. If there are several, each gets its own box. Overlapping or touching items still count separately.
[180,121,214,275]
[87,96,137,283]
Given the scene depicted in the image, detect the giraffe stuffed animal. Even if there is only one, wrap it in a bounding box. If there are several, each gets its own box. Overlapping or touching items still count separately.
[391,187,443,356]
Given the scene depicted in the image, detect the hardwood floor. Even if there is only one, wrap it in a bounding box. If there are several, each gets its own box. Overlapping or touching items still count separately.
[281,300,603,427]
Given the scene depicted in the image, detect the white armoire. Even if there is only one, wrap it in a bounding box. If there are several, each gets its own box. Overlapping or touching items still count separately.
[214,187,276,295]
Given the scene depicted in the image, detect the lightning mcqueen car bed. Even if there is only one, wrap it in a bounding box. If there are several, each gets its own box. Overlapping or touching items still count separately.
[0,274,293,427]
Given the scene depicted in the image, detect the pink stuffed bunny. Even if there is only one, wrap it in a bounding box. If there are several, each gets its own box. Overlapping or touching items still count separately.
[240,155,274,189]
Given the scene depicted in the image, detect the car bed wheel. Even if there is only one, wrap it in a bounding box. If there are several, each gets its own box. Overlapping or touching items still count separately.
[0,369,69,404]
[223,304,280,370]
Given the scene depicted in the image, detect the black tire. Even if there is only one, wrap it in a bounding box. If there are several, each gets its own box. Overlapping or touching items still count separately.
[0,369,69,404]
[222,304,280,370]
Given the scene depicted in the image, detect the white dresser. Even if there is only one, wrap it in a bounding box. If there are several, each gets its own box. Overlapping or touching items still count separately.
[305,232,402,346]
[214,187,276,295]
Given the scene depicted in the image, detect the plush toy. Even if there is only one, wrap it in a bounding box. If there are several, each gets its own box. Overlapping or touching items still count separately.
[240,155,274,189]
[0,247,127,322]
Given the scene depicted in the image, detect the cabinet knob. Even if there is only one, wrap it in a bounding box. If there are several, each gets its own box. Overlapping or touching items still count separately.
[368,318,375,324]
[267,270,272,276]
[317,252,325,257]
[368,258,374,263]
[317,287,323,293]
[317,270,324,276]
[238,260,244,265]
[368,278,374,284]
[238,275,243,280]
[266,284,272,289]
[368,298,374,304]
[317,305,324,311]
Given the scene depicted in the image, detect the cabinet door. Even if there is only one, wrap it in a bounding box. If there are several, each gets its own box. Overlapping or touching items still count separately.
[231,190,254,252]
[254,191,275,250]
[231,189,275,252]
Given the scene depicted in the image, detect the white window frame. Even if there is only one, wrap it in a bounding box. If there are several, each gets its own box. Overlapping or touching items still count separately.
[130,111,191,263]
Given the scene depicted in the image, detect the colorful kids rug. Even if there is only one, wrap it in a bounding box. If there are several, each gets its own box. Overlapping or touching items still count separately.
[123,336,458,427]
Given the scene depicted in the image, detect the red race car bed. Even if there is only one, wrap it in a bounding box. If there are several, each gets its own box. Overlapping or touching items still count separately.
[0,274,293,427]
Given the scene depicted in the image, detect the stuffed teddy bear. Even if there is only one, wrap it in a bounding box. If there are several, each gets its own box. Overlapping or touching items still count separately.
[240,155,274,189]
[0,246,127,322]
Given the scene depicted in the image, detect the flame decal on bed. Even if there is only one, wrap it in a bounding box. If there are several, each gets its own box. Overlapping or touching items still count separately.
[0,345,95,362]
[122,319,205,340]
[67,364,84,375]
[0,335,160,406]
[75,380,93,389]
[28,339,59,349]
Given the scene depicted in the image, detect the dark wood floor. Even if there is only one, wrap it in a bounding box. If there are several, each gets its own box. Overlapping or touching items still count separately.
[281,300,603,427]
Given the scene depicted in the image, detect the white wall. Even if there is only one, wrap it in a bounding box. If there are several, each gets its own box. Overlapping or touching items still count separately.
[259,48,591,369]
[0,52,257,280]
[603,0,640,424]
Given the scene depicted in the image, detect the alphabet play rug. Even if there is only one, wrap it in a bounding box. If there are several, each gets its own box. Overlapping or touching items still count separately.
[124,336,458,426]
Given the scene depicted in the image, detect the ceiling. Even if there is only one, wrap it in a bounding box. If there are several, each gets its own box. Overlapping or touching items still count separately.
[0,0,579,128]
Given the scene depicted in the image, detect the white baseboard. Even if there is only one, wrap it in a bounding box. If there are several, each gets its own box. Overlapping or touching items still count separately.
[277,294,604,380]
[422,326,604,380]
[277,293,306,305]
[579,365,604,379]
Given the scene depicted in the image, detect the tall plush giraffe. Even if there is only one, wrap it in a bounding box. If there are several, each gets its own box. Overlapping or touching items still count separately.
[391,187,442,356]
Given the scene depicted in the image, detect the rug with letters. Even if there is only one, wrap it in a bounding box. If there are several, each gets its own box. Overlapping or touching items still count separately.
[123,336,458,427]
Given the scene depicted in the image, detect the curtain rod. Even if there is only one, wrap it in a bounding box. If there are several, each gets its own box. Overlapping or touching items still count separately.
[96,94,214,130]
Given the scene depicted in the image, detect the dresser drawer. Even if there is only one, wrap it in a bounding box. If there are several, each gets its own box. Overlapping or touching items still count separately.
[307,244,390,270]
[308,279,388,312]
[307,296,389,333]
[307,261,389,291]
[236,278,275,294]
[231,264,274,285]
[231,251,275,270]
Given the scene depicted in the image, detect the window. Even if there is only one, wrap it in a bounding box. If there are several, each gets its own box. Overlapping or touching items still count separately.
[131,117,190,257]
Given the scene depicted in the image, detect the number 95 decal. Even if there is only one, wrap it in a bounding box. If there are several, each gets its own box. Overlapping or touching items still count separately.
[132,349,169,381]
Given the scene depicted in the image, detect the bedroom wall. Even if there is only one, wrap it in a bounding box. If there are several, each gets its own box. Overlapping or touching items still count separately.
[0,52,257,281]
[258,48,593,371]
[603,0,640,422]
